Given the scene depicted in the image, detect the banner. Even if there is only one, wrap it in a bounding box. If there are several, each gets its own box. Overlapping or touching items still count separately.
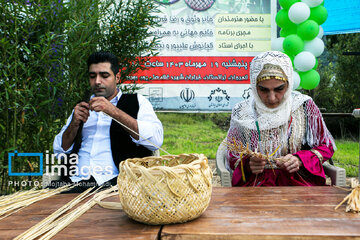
[131,0,277,111]
[323,0,360,35]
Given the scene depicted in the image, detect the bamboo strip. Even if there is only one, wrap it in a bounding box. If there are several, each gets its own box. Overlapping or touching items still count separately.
[38,187,118,240]
[224,138,312,186]
[0,185,72,221]
[102,112,172,155]
[15,186,119,240]
[335,181,360,213]
[14,186,95,240]
[224,138,283,163]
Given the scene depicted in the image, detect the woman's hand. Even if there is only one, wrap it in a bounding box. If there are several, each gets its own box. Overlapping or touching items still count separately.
[249,156,267,174]
[276,154,303,174]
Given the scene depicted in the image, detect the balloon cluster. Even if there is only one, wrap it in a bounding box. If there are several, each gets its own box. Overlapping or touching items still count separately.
[272,0,327,90]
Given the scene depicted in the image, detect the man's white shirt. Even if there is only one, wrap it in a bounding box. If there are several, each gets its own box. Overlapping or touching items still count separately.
[53,90,163,185]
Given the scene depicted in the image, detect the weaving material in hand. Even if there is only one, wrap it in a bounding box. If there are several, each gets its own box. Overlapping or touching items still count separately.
[117,153,212,225]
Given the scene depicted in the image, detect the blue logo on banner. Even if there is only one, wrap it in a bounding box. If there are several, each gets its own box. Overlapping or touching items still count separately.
[8,150,43,176]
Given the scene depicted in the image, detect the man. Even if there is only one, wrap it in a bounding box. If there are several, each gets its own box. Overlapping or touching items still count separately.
[52,51,163,191]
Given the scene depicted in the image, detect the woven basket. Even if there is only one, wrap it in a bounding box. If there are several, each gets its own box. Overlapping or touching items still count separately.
[117,153,212,225]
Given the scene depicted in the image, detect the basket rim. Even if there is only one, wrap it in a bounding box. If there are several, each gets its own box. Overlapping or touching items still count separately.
[120,153,209,175]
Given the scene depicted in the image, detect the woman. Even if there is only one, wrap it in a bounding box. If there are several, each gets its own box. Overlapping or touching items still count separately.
[226,51,335,186]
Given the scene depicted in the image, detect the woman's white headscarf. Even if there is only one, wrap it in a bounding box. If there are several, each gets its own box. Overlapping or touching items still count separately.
[235,51,310,131]
[227,51,335,159]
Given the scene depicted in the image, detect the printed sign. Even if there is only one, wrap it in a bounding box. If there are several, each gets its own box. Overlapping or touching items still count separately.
[128,0,277,111]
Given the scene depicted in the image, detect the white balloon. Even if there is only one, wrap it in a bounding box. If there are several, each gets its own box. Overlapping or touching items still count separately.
[271,37,285,52]
[288,2,310,24]
[294,51,316,72]
[292,71,301,90]
[304,38,325,57]
[317,26,324,38]
[301,0,323,8]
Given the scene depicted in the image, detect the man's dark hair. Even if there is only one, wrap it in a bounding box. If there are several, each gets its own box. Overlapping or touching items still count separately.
[87,51,120,75]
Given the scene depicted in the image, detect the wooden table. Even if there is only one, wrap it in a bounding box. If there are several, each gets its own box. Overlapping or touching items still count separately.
[0,193,160,240]
[0,187,359,239]
[161,187,360,240]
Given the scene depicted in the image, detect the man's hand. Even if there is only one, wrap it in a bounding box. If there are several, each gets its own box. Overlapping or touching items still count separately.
[62,101,89,151]
[89,97,116,116]
[89,96,139,139]
[276,154,303,174]
[249,156,267,174]
[71,102,90,127]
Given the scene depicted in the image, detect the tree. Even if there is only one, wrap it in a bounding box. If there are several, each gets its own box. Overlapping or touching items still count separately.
[309,33,360,139]
[327,33,360,112]
[0,0,160,194]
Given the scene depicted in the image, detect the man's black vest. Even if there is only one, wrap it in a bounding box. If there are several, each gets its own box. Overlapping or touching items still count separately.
[66,94,152,178]
[109,93,153,168]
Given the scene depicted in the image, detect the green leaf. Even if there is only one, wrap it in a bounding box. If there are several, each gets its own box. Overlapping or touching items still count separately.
[38,99,52,107]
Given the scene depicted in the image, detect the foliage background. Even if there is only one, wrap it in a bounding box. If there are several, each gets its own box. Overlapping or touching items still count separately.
[0,0,160,194]
[1,1,359,194]
[308,33,360,140]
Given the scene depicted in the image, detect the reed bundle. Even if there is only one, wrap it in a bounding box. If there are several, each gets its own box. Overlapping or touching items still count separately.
[335,178,360,213]
[0,185,72,221]
[14,186,94,240]
[13,185,114,240]
[224,138,282,180]
[224,138,314,186]
[225,138,283,165]
[37,187,118,240]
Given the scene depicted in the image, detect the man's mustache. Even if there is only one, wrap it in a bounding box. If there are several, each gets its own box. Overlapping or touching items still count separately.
[93,86,106,91]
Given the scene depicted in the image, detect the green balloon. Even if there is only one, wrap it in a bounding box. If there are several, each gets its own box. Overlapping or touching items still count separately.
[313,58,319,69]
[309,5,328,25]
[276,9,292,29]
[280,26,297,37]
[279,0,300,10]
[286,53,295,67]
[297,20,319,41]
[283,34,304,56]
[299,70,320,90]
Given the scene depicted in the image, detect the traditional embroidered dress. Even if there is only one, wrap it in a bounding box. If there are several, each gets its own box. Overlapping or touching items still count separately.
[226,51,335,186]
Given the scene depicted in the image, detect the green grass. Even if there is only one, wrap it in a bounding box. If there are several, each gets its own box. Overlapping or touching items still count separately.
[157,113,359,177]
[157,113,227,159]
[333,140,359,177]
